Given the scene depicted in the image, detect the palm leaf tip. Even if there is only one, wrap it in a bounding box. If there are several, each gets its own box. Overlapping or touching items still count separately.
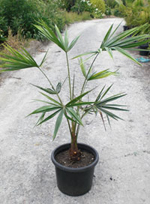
[79,58,86,77]
[35,21,80,53]
[68,35,80,51]
[37,109,61,126]
[88,69,118,81]
[100,23,150,65]
[53,109,64,140]
[0,44,40,71]
[35,21,66,51]
[100,108,124,121]
[94,85,128,123]
[66,107,83,126]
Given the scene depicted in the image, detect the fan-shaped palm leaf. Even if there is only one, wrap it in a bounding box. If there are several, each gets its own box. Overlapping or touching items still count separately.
[35,20,80,53]
[0,44,40,71]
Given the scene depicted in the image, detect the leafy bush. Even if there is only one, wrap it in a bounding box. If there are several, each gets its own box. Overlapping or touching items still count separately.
[62,11,92,24]
[0,0,65,40]
[126,6,150,30]
[71,0,94,14]
[90,0,106,13]
[71,0,104,18]
[105,0,117,8]
[0,16,7,43]
[0,30,6,43]
[115,0,150,31]
[2,29,25,49]
[0,15,8,35]
[113,7,124,17]
[0,0,38,36]
[105,5,112,15]
[61,0,76,12]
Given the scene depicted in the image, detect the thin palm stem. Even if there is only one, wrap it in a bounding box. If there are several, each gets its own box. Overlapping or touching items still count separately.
[66,52,72,100]
[74,53,99,137]
[80,53,99,95]
[76,109,90,137]
[38,67,63,104]
[65,114,73,142]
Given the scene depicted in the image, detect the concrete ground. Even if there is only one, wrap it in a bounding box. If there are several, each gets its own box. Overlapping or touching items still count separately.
[0,18,150,204]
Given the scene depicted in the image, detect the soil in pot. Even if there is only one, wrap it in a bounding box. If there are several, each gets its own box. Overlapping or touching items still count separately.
[55,149,95,168]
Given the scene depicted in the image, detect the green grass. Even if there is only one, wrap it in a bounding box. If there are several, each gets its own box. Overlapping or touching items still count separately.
[63,11,93,24]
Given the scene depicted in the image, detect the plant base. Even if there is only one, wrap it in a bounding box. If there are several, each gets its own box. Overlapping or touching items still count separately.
[51,143,99,196]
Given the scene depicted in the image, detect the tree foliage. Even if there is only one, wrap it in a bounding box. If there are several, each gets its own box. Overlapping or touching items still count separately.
[0,0,65,40]
[90,0,106,13]
[61,0,77,12]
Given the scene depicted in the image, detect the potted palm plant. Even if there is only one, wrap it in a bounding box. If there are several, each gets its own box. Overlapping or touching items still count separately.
[0,21,150,196]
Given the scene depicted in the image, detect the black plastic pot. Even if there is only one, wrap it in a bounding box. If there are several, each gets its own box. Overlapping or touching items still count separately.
[51,143,99,196]
[139,44,149,56]
[123,25,130,31]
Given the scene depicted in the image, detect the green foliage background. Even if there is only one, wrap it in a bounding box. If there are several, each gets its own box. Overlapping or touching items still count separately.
[0,0,149,43]
[0,0,107,43]
[90,0,106,13]
[115,0,150,30]
[0,0,65,41]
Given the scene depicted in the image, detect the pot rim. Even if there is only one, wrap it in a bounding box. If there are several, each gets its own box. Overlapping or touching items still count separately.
[51,143,99,172]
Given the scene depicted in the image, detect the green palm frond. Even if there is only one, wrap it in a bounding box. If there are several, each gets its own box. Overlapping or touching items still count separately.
[35,21,65,50]
[28,105,62,115]
[75,85,128,128]
[32,84,57,95]
[29,96,64,139]
[66,89,94,106]
[35,20,80,53]
[39,92,61,106]
[66,107,83,126]
[53,109,64,140]
[88,69,118,80]
[94,86,128,123]
[0,44,40,72]
[37,110,60,126]
[79,58,87,78]
[32,82,62,95]
[100,24,150,65]
[74,24,150,65]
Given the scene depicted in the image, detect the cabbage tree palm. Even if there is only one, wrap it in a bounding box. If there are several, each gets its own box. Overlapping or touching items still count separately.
[0,21,149,161]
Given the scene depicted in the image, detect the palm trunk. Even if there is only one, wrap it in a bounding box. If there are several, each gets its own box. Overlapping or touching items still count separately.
[69,123,81,161]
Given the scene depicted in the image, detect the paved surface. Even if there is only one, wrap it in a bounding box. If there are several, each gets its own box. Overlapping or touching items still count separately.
[0,18,150,204]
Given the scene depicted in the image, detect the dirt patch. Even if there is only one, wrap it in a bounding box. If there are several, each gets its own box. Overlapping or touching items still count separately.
[25,40,49,56]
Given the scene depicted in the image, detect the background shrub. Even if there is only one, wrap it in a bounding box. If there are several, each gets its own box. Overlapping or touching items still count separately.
[0,0,65,40]
[61,0,76,12]
[90,0,106,13]
[71,0,94,14]
[104,0,117,8]
[105,5,112,15]
[0,0,108,43]
[114,0,150,34]
[63,11,92,24]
